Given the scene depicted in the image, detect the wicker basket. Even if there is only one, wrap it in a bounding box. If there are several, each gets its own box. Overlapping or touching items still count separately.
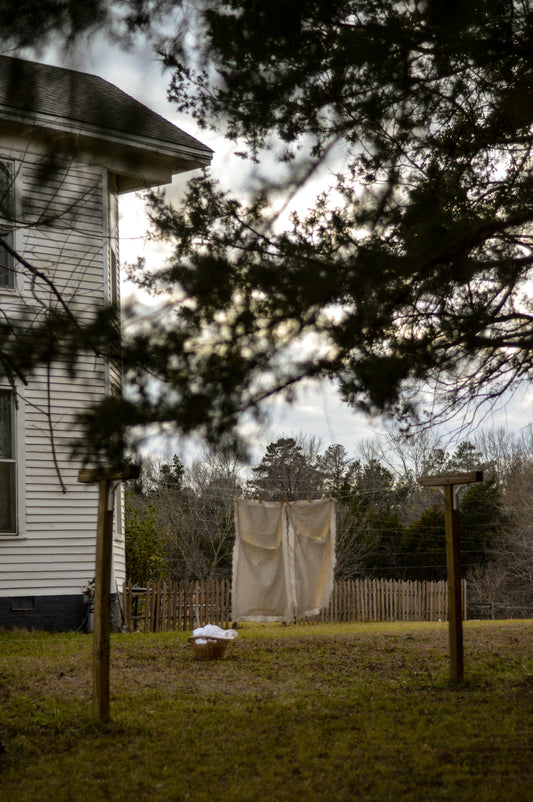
[188,636,231,661]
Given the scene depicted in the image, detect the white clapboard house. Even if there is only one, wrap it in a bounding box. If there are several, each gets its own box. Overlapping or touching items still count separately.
[0,56,212,630]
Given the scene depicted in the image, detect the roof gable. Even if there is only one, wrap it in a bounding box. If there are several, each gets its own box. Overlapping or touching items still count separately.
[0,56,213,191]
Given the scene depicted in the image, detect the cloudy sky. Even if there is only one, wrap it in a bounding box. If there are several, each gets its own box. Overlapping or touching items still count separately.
[17,32,533,463]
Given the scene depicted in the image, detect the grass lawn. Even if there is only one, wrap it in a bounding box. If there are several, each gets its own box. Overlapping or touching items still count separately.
[0,620,532,801]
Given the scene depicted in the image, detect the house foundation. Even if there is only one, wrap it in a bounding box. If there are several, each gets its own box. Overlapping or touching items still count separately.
[0,593,123,632]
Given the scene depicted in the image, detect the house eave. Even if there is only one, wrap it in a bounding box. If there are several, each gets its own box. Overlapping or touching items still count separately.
[0,106,213,192]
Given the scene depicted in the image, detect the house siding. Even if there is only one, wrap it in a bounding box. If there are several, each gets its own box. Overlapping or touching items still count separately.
[0,56,211,631]
[0,145,125,629]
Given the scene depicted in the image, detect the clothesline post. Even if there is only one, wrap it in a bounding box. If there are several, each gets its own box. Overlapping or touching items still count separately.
[78,464,140,722]
[418,470,483,683]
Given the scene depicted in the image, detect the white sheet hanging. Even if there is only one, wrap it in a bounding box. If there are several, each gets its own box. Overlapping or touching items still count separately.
[232,498,336,622]
[287,498,336,617]
[232,499,293,621]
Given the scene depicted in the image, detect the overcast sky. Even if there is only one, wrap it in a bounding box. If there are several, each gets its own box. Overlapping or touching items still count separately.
[18,34,533,464]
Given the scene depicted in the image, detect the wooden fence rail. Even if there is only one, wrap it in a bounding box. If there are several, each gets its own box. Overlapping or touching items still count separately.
[123,578,467,632]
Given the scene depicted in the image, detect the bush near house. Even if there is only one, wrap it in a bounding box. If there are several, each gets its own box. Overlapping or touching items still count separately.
[124,493,169,585]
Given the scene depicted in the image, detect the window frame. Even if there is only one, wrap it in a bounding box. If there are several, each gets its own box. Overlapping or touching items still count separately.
[0,388,17,535]
[0,158,16,292]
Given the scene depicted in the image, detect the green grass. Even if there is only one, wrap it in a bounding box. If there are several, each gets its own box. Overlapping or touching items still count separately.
[0,620,532,800]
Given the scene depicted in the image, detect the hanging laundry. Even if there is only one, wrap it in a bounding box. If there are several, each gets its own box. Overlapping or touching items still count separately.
[232,498,336,622]
[287,498,336,617]
[232,499,292,621]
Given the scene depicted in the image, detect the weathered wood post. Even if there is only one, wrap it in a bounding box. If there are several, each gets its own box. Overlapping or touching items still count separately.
[418,471,483,683]
[78,465,140,722]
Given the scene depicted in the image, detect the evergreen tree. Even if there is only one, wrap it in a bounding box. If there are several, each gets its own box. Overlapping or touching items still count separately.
[448,442,484,473]
[316,444,358,497]
[158,455,185,489]
[400,506,447,581]
[248,437,324,500]
[5,3,533,464]
[399,477,507,580]
[121,0,533,457]
[459,478,508,571]
[338,458,406,577]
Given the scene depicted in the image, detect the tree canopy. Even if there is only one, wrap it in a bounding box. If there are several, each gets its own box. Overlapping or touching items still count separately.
[125,431,519,596]
[123,0,533,458]
[3,1,533,462]
[247,436,325,500]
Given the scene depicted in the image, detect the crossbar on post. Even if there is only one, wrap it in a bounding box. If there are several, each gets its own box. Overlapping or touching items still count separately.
[418,470,483,683]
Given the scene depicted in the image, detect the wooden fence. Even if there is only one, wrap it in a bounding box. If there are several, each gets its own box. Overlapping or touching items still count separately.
[122,578,467,632]
[316,578,466,625]
[122,579,232,633]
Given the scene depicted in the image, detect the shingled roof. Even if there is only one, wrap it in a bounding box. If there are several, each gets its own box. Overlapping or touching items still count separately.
[0,55,212,154]
[0,55,212,189]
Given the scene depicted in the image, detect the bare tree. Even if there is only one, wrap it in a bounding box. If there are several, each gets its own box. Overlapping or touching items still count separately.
[133,448,244,582]
[494,459,533,610]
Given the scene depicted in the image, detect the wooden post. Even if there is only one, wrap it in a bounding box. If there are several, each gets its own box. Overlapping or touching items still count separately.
[418,471,483,683]
[78,465,140,722]
[443,484,463,682]
[93,477,113,721]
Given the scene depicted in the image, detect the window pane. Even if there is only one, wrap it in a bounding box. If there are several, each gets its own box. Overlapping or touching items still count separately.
[0,162,10,219]
[0,229,14,288]
[0,161,14,289]
[0,462,16,533]
[0,391,13,458]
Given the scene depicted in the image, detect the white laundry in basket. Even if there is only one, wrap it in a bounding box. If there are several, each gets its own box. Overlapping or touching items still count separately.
[192,624,238,644]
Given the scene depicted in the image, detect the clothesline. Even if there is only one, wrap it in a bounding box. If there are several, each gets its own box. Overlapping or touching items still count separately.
[137,483,407,503]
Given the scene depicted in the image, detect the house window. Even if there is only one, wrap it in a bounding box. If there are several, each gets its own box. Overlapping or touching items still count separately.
[0,390,16,534]
[108,176,119,306]
[0,161,15,290]
[110,247,118,305]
